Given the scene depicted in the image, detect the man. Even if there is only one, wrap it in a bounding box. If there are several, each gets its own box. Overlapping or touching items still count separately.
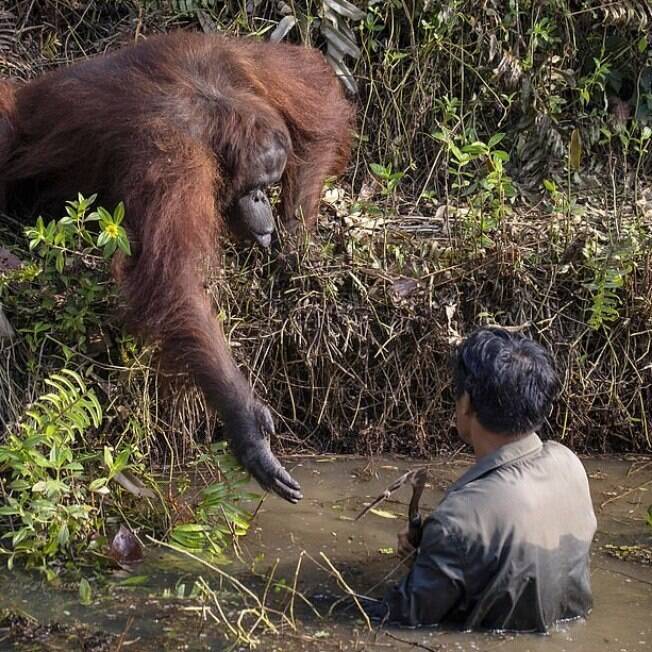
[368,327,597,632]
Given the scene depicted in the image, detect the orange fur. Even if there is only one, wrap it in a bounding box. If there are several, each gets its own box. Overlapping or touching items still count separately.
[0,31,354,427]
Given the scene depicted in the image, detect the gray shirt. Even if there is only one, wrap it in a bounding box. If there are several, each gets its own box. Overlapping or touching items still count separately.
[382,433,597,632]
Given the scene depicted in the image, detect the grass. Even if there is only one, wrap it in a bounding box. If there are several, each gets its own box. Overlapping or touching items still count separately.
[215,178,651,455]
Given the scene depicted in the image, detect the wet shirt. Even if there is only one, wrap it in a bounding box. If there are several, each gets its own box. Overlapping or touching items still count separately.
[381,433,597,632]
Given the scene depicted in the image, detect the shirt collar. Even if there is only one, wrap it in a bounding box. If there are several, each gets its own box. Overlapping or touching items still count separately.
[446,432,543,494]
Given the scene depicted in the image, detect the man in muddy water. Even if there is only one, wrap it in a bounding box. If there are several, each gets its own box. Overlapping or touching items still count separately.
[365,327,597,632]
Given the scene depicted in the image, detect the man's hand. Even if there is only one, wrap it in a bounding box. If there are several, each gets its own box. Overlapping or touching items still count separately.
[397,525,417,560]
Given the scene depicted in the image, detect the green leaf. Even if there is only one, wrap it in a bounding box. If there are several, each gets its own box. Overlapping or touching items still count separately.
[31,481,48,494]
[97,207,112,222]
[89,477,108,492]
[58,523,69,546]
[64,462,84,472]
[103,446,114,470]
[0,506,19,516]
[113,201,125,224]
[79,578,92,605]
[638,35,648,53]
[103,241,117,258]
[172,523,211,533]
[448,143,466,163]
[31,452,52,468]
[487,133,506,149]
[117,575,150,587]
[461,142,487,155]
[117,236,131,256]
[369,162,388,177]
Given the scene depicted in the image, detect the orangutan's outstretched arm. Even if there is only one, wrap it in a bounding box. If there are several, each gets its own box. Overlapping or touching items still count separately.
[117,134,302,503]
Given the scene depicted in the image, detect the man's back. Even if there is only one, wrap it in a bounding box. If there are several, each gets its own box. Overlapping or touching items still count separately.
[383,433,597,632]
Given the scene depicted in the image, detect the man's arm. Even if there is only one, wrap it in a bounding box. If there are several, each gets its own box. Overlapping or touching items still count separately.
[378,517,466,626]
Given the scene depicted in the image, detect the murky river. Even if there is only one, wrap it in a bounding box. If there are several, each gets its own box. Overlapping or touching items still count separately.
[1,455,650,651]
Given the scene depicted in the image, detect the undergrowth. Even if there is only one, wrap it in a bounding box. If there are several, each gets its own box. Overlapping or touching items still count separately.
[0,196,256,579]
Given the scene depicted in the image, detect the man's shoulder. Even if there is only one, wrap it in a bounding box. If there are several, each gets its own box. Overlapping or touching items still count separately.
[542,438,577,456]
[540,439,588,475]
[432,439,592,537]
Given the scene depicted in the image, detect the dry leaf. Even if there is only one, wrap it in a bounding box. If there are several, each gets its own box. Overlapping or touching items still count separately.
[370,507,399,519]
[109,525,143,568]
[569,128,582,171]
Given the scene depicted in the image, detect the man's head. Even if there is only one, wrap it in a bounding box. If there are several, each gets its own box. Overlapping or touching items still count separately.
[452,327,560,446]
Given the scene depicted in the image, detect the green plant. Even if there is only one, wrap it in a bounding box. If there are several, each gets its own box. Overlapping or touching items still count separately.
[0,197,135,577]
[3,194,130,355]
[0,370,253,576]
[582,222,644,330]
[433,129,517,248]
[0,370,102,578]
[1,194,256,576]
[169,443,257,555]
[369,162,405,196]
[578,52,612,108]
[27,193,129,269]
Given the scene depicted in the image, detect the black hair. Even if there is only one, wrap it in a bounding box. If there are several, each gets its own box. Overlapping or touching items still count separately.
[453,327,560,436]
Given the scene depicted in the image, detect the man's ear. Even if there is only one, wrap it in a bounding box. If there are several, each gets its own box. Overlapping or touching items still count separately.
[459,391,474,417]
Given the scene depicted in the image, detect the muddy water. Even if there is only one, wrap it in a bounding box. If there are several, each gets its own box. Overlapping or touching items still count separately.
[1,455,651,651]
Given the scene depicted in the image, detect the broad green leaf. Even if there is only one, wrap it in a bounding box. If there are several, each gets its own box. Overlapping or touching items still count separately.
[89,477,108,492]
[487,132,506,148]
[79,578,92,605]
[117,236,131,256]
[113,201,125,224]
[369,162,387,177]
